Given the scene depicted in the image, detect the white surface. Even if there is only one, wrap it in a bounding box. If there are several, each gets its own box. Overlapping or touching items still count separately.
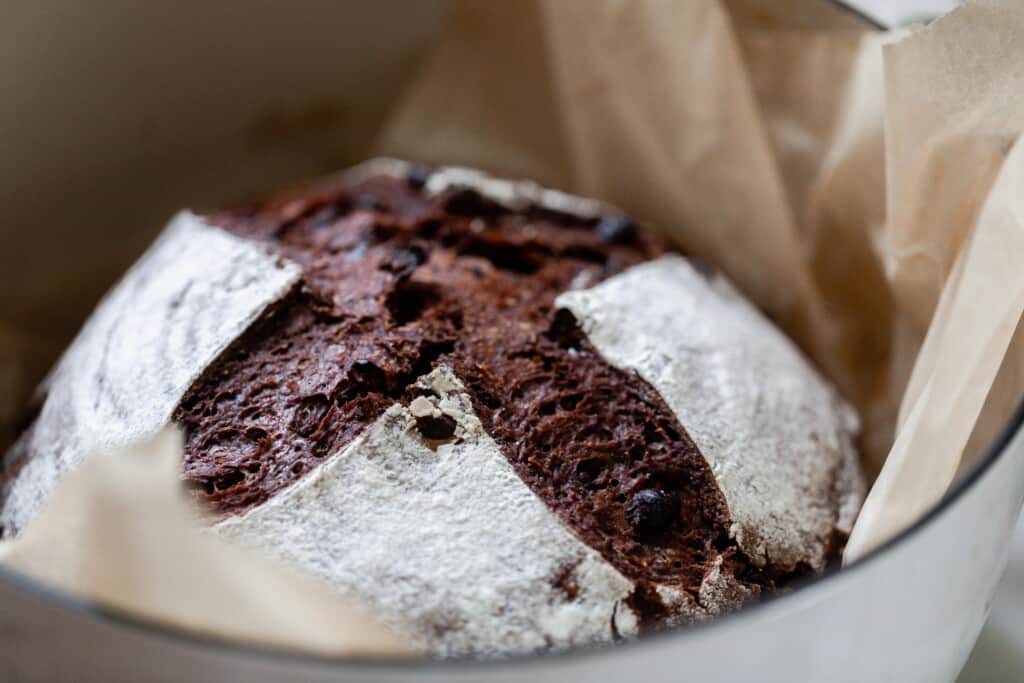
[557,257,864,571]
[0,213,302,535]
[853,0,958,26]
[959,515,1024,681]
[214,368,641,658]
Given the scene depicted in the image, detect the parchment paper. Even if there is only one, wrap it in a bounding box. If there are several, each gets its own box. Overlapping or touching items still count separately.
[378,0,1024,563]
[0,429,415,657]
[2,0,1023,654]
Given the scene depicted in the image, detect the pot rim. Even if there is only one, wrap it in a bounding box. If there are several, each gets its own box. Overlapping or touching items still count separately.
[3,0,1007,674]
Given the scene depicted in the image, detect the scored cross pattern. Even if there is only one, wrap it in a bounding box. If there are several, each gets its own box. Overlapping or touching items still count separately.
[174,164,771,604]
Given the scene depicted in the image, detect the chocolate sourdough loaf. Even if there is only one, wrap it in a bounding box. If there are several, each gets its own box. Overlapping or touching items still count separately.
[1,159,864,657]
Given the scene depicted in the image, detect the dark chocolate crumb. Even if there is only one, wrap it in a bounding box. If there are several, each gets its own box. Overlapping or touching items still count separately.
[289,394,332,437]
[214,470,245,491]
[415,413,457,440]
[546,308,585,350]
[166,169,790,626]
[552,564,580,601]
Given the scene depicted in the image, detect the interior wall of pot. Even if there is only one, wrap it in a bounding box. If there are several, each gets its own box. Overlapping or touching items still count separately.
[0,1,446,449]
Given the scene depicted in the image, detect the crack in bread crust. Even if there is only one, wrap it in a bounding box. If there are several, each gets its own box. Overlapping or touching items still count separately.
[175,165,794,623]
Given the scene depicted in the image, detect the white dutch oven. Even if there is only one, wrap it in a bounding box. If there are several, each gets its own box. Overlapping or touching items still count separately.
[1,2,1018,681]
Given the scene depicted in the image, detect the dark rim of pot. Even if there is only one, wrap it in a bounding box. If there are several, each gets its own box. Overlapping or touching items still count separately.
[0,0,1015,675]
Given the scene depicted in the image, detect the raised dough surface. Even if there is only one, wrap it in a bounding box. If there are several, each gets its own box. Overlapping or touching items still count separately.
[0,212,302,533]
[0,166,865,654]
[556,256,864,569]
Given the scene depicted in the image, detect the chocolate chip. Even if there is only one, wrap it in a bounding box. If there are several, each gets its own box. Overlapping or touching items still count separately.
[350,359,388,392]
[443,188,506,217]
[416,413,457,440]
[406,164,432,190]
[546,308,584,349]
[626,489,678,537]
[690,257,716,279]
[595,215,639,245]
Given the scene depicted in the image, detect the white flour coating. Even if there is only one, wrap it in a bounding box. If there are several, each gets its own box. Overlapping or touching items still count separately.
[213,368,641,658]
[556,256,865,570]
[0,212,301,534]
[341,157,611,218]
[696,556,757,617]
[0,162,867,655]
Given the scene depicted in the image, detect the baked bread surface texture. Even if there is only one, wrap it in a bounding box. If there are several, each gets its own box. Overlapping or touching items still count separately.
[1,159,864,657]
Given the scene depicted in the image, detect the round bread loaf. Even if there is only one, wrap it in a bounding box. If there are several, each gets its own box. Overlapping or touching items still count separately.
[0,159,864,658]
